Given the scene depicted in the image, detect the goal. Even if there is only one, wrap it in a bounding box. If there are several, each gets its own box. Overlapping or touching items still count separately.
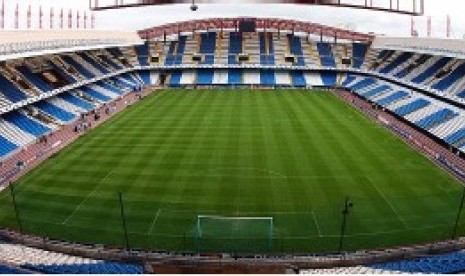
[194,215,274,253]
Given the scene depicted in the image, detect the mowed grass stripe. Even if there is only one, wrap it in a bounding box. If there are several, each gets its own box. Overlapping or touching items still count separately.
[0,89,464,253]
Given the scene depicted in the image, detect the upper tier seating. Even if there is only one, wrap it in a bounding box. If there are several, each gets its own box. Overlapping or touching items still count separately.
[100,54,122,70]
[408,57,451,85]
[62,56,95,79]
[0,74,28,103]
[260,33,275,65]
[352,43,367,68]
[3,111,50,137]
[80,87,112,102]
[431,62,465,91]
[289,35,305,66]
[165,36,186,66]
[317,42,336,67]
[134,42,150,66]
[229,33,242,65]
[379,52,414,74]
[77,53,111,74]
[199,33,217,65]
[50,63,78,84]
[59,93,95,111]
[34,101,76,123]
[17,66,54,93]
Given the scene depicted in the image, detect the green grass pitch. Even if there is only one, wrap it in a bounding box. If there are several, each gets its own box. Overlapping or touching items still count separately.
[1,89,465,254]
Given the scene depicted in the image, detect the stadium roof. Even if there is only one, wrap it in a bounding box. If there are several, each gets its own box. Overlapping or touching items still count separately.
[0,30,142,61]
[138,17,374,41]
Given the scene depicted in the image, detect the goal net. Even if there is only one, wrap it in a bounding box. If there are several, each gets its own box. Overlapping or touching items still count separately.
[194,215,273,253]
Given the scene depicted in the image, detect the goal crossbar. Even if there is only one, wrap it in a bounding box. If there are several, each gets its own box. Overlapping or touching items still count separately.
[197,215,273,220]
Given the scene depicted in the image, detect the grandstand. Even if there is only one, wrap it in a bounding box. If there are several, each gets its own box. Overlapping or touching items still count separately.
[2,1,465,273]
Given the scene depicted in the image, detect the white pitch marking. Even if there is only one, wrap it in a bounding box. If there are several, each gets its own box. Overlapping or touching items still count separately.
[61,171,114,225]
[311,211,323,237]
[147,208,163,235]
[365,175,408,228]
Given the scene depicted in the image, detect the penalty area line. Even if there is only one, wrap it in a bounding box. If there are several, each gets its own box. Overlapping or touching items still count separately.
[147,208,163,235]
[311,211,323,237]
[365,175,408,228]
[61,170,114,225]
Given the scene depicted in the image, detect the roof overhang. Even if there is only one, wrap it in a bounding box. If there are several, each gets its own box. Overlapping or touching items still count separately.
[90,0,424,16]
[0,30,143,62]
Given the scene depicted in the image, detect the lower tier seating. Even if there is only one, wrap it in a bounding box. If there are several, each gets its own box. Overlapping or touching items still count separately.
[0,242,143,274]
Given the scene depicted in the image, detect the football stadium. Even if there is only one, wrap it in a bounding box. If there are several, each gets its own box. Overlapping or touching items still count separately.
[3,0,465,273]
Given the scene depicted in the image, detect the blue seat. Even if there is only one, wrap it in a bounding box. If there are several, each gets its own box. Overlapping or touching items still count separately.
[199,33,217,65]
[415,108,457,129]
[134,42,150,66]
[81,86,112,102]
[197,69,214,85]
[77,53,110,74]
[3,111,50,137]
[445,128,465,145]
[169,71,183,87]
[348,78,377,92]
[412,57,451,84]
[98,81,126,95]
[394,99,430,116]
[228,69,242,85]
[362,85,390,99]
[0,135,18,157]
[34,101,76,122]
[260,33,275,65]
[352,43,368,68]
[260,70,275,86]
[432,62,465,91]
[292,71,306,87]
[317,42,336,67]
[288,35,305,66]
[17,66,53,93]
[50,63,77,84]
[165,36,186,66]
[139,71,151,85]
[62,56,95,78]
[375,91,408,106]
[370,251,465,274]
[379,52,414,74]
[0,74,28,103]
[228,33,242,65]
[100,55,122,70]
[320,72,337,86]
[341,75,356,87]
[59,93,94,111]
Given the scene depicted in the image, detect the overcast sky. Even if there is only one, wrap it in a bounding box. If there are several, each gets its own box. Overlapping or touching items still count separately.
[2,0,465,39]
